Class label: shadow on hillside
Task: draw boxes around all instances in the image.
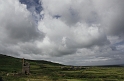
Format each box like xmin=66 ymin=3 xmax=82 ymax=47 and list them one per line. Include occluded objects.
xmin=0 ymin=77 xmax=3 ymax=81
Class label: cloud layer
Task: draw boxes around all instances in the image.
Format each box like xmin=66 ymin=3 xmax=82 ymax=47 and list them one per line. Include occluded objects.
xmin=0 ymin=0 xmax=124 ymax=65
xmin=0 ymin=0 xmax=44 ymax=56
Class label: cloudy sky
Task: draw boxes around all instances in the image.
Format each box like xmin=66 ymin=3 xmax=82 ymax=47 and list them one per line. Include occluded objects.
xmin=0 ymin=0 xmax=124 ymax=66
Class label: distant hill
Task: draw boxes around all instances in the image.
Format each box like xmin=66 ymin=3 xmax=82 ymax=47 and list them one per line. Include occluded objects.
xmin=94 ymin=63 xmax=124 ymax=67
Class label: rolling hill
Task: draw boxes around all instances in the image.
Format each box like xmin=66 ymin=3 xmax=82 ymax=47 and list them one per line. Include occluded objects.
xmin=0 ymin=54 xmax=124 ymax=81
xmin=0 ymin=54 xmax=64 ymax=81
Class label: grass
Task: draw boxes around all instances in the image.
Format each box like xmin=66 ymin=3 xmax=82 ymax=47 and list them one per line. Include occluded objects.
xmin=0 ymin=54 xmax=124 ymax=81
xmin=66 ymin=79 xmax=87 ymax=81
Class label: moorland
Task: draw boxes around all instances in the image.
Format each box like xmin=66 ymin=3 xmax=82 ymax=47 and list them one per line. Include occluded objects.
xmin=0 ymin=54 xmax=124 ymax=81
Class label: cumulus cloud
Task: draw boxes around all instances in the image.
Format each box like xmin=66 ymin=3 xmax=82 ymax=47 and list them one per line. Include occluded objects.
xmin=38 ymin=0 xmax=110 ymax=56
xmin=0 ymin=0 xmax=44 ymax=56
xmin=37 ymin=0 xmax=124 ymax=65
xmin=41 ymin=0 xmax=100 ymax=26
xmin=0 ymin=0 xmax=124 ymax=65
xmin=93 ymin=0 xmax=124 ymax=36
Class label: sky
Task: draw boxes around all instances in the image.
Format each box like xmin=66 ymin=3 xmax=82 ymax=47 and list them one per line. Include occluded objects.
xmin=0 ymin=0 xmax=124 ymax=66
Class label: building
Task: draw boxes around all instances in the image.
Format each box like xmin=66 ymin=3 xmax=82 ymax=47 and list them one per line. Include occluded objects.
xmin=22 ymin=58 xmax=30 ymax=75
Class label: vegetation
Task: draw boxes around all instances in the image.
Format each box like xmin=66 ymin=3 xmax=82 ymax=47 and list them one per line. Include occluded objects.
xmin=0 ymin=54 xmax=124 ymax=81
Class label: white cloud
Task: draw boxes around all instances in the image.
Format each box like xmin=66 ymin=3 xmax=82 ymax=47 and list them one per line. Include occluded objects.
xmin=0 ymin=0 xmax=44 ymax=56
xmin=0 ymin=0 xmax=124 ymax=66
xmin=37 ymin=0 xmax=124 ymax=65
xmin=38 ymin=0 xmax=109 ymax=57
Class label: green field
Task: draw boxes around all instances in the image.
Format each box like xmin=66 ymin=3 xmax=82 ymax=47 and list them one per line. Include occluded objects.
xmin=0 ymin=54 xmax=124 ymax=81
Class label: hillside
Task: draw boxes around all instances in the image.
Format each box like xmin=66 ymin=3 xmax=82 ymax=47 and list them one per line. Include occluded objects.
xmin=0 ymin=54 xmax=64 ymax=81
xmin=0 ymin=54 xmax=124 ymax=81
xmin=0 ymin=54 xmax=63 ymax=72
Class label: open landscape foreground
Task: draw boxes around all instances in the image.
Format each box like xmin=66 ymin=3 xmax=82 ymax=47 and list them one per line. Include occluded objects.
xmin=0 ymin=54 xmax=124 ymax=81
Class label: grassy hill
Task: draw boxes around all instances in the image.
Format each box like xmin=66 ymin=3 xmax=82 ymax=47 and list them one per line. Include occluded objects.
xmin=0 ymin=54 xmax=62 ymax=71
xmin=0 ymin=54 xmax=63 ymax=81
xmin=0 ymin=54 xmax=124 ymax=81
